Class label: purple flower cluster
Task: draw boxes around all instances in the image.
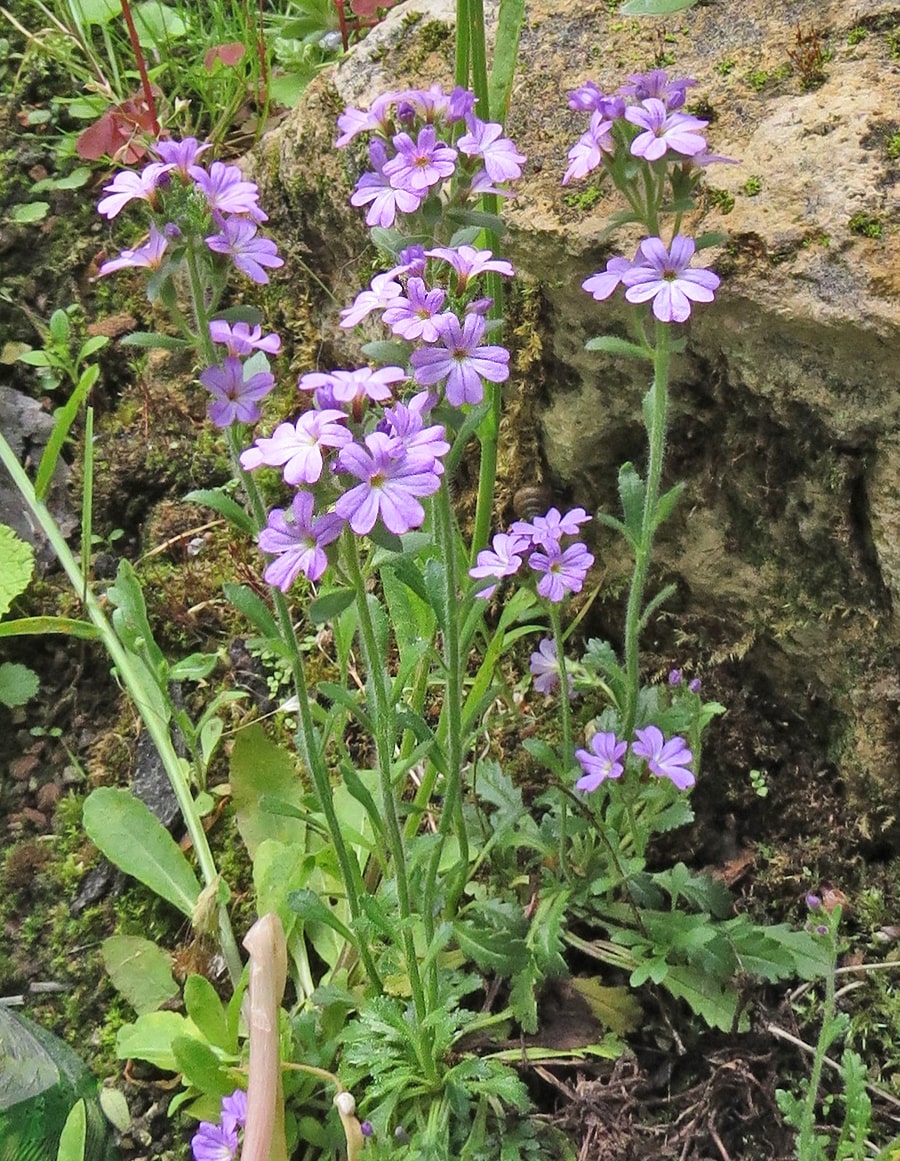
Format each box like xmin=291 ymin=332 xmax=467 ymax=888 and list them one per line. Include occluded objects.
xmin=191 ymin=1089 xmax=246 ymax=1161
xmin=97 ymin=135 xmax=284 ymax=285
xmin=575 ymin=724 xmax=694 ymax=792
xmin=564 ymin=70 xmax=732 ymax=324
xmin=337 ymin=84 xmax=526 ymax=228
xmin=470 ymin=506 xmax=593 ymax=602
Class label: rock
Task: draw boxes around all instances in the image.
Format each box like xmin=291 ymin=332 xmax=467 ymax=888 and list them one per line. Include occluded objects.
xmin=255 ymin=0 xmax=900 ymax=820
xmin=0 ymin=385 xmax=77 ymax=568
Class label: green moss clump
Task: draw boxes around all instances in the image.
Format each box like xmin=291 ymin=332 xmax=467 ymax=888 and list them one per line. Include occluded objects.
xmin=848 ymin=212 xmax=883 ymax=239
xmin=706 ymin=187 xmax=735 ymax=215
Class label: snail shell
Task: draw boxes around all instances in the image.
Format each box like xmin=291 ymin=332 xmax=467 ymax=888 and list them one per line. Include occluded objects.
xmin=512 ymin=484 xmax=554 ymax=521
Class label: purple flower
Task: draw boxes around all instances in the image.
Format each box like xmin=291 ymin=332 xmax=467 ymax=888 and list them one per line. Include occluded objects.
xmin=625 ymin=99 xmax=708 ymax=161
xmin=805 ymin=893 xmax=822 ymax=912
xmin=688 ymin=677 xmax=702 ymax=694
xmin=529 ymin=637 xmax=573 ymax=696
xmin=380 ymin=395 xmax=449 ymax=468
xmin=632 ymin=725 xmax=694 ymax=790
xmin=340 ymin=271 xmax=405 ymax=329
xmin=448 ymin=86 xmax=477 ymax=122
xmin=469 ymin=532 xmax=529 ymax=597
xmin=299 ymin=366 xmax=406 ymax=408
xmin=205 ymin=219 xmax=284 ymax=284
xmin=97 ymin=163 xmax=169 ymax=218
xmin=528 ymin=541 xmax=593 ymax=602
xmin=456 ymin=118 xmax=526 ymax=183
xmin=387 ymin=244 xmax=427 ymax=279
xmin=191 ymin=161 xmax=266 ymax=221
xmin=619 ymin=70 xmax=696 ymax=110
xmin=191 ymin=1120 xmax=238 ymax=1161
xmin=335 ymin=91 xmax=401 ymax=147
xmin=511 ymin=506 xmax=591 ymax=551
xmin=410 ymin=313 xmax=510 ymax=406
xmin=199 ymin=356 xmax=274 ymax=427
xmin=562 ymin=112 xmax=615 ymax=184
xmin=259 ymin=492 xmax=344 ymax=589
xmin=154 ymin=136 xmax=211 ymax=176
xmin=568 ymin=81 xmax=605 ymax=112
xmin=98 ymin=223 xmax=168 ymax=275
xmin=335 ymin=431 xmax=442 ymax=535
xmin=575 ymin=731 xmax=627 ymax=791
xmin=622 ymin=235 xmax=719 ymax=323
xmin=240 ymin=409 xmax=351 ymax=484
xmin=220 ymin=1090 xmax=247 ymax=1134
xmin=668 ymin=668 xmax=683 ymax=686
xmin=209 ymin=320 xmax=281 ymax=357
xmin=425 ymin=244 xmax=515 ymax=291
xmin=582 ymin=256 xmax=634 ymax=301
xmin=382 ymin=277 xmax=449 ymax=342
xmin=360 ymin=1121 xmax=375 ymax=1139
xmin=383 ymin=124 xmax=458 ymax=193
xmin=351 ymin=139 xmax=424 ymax=228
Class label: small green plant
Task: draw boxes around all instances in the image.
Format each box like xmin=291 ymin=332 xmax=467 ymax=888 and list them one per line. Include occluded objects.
xmin=886 ymin=133 xmax=900 ymax=161
xmin=15 ymin=306 xmax=108 ymax=393
xmin=563 ymin=184 xmax=604 ymax=211
xmin=848 ymin=212 xmax=883 ymax=239
xmin=715 ymin=58 xmax=736 ymax=76
xmin=706 ymin=186 xmax=735 ymax=214
xmin=0 ymin=524 xmax=40 ymax=708
xmin=749 ymin=767 xmax=769 ymax=798
xmin=846 ymin=26 xmax=868 ymax=46
xmin=886 ymin=29 xmax=900 ymax=59
xmin=742 ymin=175 xmax=762 ymax=196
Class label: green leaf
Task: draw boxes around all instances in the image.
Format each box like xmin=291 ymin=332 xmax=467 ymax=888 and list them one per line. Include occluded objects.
xmin=694 ymin=231 xmax=728 ymax=251
xmin=119 ymin=331 xmax=192 ymax=351
xmin=172 ymin=1035 xmax=233 ymax=1097
xmin=36 ymin=363 xmax=98 ymax=500
xmin=83 ymin=787 xmax=202 ymax=917
xmin=131 ymin=1 xmax=187 ymax=46
xmin=288 ymin=888 xmax=355 ymax=945
xmin=617 ymin=461 xmax=646 ymax=543
xmin=78 ymin=334 xmax=109 ymax=359
xmin=223 ymin=582 xmax=279 ymax=639
xmin=0 ymin=661 xmax=39 ymax=707
xmin=10 ymin=201 xmax=50 ymax=223
xmin=308 ymin=587 xmax=355 ymax=624
xmin=359 ymin=339 xmax=410 ymax=363
xmin=620 ymin=0 xmax=697 ymax=13
xmin=184 ymin=488 xmax=255 ymax=536
xmin=655 ymin=482 xmax=684 ymax=528
xmin=662 ymin=964 xmax=741 ymax=1031
xmin=56 ymin=1099 xmax=86 ymax=1161
xmin=102 ymin=935 xmax=179 ymax=1015
xmin=0 ymin=615 xmax=99 ymax=639
xmin=49 ymin=309 xmax=71 ymax=343
xmin=167 ymin=652 xmax=218 ymax=681
xmin=230 ymin=723 xmax=306 ymax=856
xmin=98 ymin=1087 xmax=131 ymax=1132
xmin=585 ymin=334 xmax=652 ymax=360
xmin=454 ymin=919 xmax=529 ymax=975
xmin=70 ymin=0 xmax=119 ymax=23
xmin=488 ymin=0 xmax=525 ymax=118
xmin=116 ymin=1011 xmax=201 ymax=1071
xmin=570 ymin=978 xmax=642 ymax=1036
xmin=0 ymin=523 xmax=35 ymax=617
xmin=183 ymin=974 xmax=230 ymax=1051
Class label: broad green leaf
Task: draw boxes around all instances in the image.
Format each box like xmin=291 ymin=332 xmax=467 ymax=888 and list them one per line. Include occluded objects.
xmin=488 ymin=0 xmax=525 ymax=118
xmin=131 ymin=1 xmax=187 ymax=46
xmin=359 ymin=339 xmax=410 ymax=364
xmin=184 ymin=488 xmax=255 ymax=536
xmin=308 ymin=587 xmax=355 ymax=624
xmin=230 ymin=723 xmax=306 ymax=856
xmin=620 ymin=0 xmax=697 ymax=12
xmin=102 ymin=934 xmax=178 ymax=1015
xmin=83 ymin=787 xmax=202 ymax=917
xmin=56 ymin=1099 xmax=86 ymax=1161
xmin=0 ymin=523 xmax=35 ymax=616
xmin=454 ymin=919 xmax=529 ymax=975
xmin=0 ymin=661 xmax=39 ymax=707
xmin=70 ymin=0 xmax=119 ymax=23
xmin=172 ymin=1035 xmax=233 ymax=1098
xmin=183 ymin=975 xmax=230 ymax=1051
xmin=663 ymin=964 xmax=742 ymax=1031
xmin=570 ymin=978 xmax=642 ymax=1036
xmin=167 ymin=652 xmax=218 ymax=681
xmin=116 ymin=1011 xmax=202 ymax=1071
xmin=10 ymin=201 xmax=50 ymax=223
xmin=98 ymin=1087 xmax=130 ymax=1132
xmin=585 ymin=334 xmax=652 ymax=360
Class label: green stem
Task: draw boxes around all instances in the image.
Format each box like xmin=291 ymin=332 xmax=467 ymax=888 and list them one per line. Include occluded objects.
xmin=342 ymin=530 xmax=434 ymax=1062
xmin=549 ymin=602 xmax=571 ymax=880
xmin=0 ymin=430 xmax=243 ymax=985
xmin=423 ymin=485 xmax=469 ymax=937
xmin=799 ymin=921 xmax=839 ymax=1160
xmin=622 ymin=321 xmax=671 ymax=737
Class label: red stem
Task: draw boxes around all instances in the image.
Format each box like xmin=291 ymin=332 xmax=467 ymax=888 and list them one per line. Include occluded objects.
xmin=120 ymin=0 xmax=159 ymax=137
xmin=333 ymin=0 xmax=350 ymax=52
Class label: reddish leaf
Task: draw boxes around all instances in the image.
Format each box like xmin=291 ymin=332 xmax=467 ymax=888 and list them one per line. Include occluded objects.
xmin=204 ymin=42 xmax=246 ymax=70
xmin=75 ymin=91 xmax=160 ymax=164
xmin=349 ymin=0 xmax=400 ymax=16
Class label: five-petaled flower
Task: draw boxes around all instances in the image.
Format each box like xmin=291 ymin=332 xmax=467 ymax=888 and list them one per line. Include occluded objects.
xmin=622 ymin=235 xmax=720 ymax=323
xmin=632 ymin=725 xmax=695 ymax=790
xmin=335 ymin=431 xmax=444 ymax=535
xmin=199 ymin=357 xmax=274 ymax=427
xmin=240 ymin=409 xmax=351 ymax=485
xmin=258 ymin=492 xmax=344 ymax=589
xmin=410 ymin=313 xmax=509 ymax=406
xmin=575 ymin=731 xmax=628 ymax=791
xmin=469 ymin=532 xmax=530 ymax=597
xmin=625 ymin=98 xmax=708 ymax=162
xmin=528 ymin=541 xmax=594 ymax=603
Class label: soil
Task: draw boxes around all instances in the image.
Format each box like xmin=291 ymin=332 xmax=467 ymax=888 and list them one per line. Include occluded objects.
xmin=4 ymin=14 xmax=900 ymax=1161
